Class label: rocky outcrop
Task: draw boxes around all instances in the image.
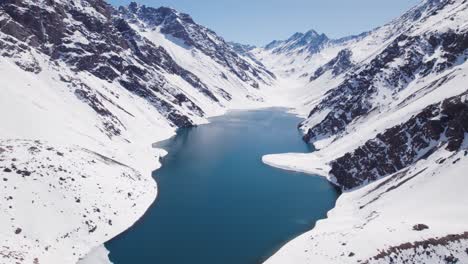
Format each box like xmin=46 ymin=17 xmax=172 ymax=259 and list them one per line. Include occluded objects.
xmin=366 ymin=232 xmax=468 ymax=264
xmin=310 ymin=49 xmax=354 ymax=81
xmin=330 ymin=91 xmax=468 ymax=190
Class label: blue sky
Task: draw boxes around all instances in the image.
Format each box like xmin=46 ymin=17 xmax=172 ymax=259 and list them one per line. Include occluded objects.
xmin=108 ymin=0 xmax=420 ymax=46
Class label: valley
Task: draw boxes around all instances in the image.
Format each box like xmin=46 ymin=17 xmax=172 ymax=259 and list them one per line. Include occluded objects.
xmin=0 ymin=0 xmax=467 ymax=263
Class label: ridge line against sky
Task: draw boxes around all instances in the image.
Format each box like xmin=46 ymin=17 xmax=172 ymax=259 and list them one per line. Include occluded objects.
xmin=108 ymin=0 xmax=420 ymax=46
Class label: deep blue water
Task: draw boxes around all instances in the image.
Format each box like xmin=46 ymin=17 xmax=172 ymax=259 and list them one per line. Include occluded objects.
xmin=106 ymin=108 xmax=338 ymax=264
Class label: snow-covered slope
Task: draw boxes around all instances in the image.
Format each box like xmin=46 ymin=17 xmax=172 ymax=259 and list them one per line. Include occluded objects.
xmin=262 ymin=0 xmax=468 ymax=263
xmin=265 ymin=145 xmax=468 ymax=264
xmin=0 ymin=139 xmax=157 ymax=264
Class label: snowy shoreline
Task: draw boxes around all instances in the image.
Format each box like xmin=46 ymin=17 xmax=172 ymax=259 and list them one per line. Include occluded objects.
xmin=80 ymin=143 xmax=170 ymax=264
xmin=262 ymin=153 xmax=330 ymax=179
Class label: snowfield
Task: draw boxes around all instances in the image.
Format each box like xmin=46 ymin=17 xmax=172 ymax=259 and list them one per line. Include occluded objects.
xmin=0 ymin=139 xmax=158 ymax=264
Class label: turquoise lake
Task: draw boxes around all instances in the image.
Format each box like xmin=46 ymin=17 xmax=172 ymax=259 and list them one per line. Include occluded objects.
xmin=106 ymin=108 xmax=339 ymax=264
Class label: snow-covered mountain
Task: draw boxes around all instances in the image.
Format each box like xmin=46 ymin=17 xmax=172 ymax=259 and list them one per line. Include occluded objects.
xmin=0 ymin=0 xmax=276 ymax=263
xmin=265 ymin=30 xmax=330 ymax=55
xmin=262 ymin=0 xmax=468 ymax=263
xmin=118 ymin=2 xmax=276 ymax=88
xmin=253 ymin=30 xmax=367 ymax=81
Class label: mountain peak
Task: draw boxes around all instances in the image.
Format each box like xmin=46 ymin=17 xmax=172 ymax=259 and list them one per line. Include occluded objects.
xmin=304 ymin=29 xmax=320 ymax=37
xmin=265 ymin=29 xmax=329 ymax=53
xmin=120 ymin=3 xmax=197 ymax=27
xmin=127 ymin=1 xmax=139 ymax=12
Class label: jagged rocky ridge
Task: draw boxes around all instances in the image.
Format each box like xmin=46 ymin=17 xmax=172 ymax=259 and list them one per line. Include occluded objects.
xmin=1 ymin=0 xmax=467 ymax=263
xmin=265 ymin=30 xmax=330 ymax=55
xmin=119 ymin=2 xmax=275 ymax=88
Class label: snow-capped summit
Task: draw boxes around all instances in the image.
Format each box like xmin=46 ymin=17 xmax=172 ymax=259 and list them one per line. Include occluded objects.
xmin=265 ymin=29 xmax=329 ymax=54
xmin=254 ymin=28 xmax=357 ymax=80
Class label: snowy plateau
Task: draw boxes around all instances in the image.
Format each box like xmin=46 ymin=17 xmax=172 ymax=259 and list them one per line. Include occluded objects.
xmin=0 ymin=0 xmax=467 ymax=263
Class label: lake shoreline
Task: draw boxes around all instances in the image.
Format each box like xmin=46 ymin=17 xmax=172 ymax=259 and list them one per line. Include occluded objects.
xmin=105 ymin=108 xmax=339 ymax=264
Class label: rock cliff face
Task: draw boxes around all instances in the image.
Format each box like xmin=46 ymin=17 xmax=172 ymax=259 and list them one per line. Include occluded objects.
xmin=309 ymin=49 xmax=354 ymax=81
xmin=331 ymin=91 xmax=468 ymax=190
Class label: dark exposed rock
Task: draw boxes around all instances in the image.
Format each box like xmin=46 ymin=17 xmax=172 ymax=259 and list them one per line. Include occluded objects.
xmin=16 ymin=170 xmax=31 ymax=177
xmin=444 ymin=255 xmax=459 ymax=263
xmin=74 ymin=87 xmax=123 ymax=137
xmin=367 ymin=231 xmax=468 ymax=263
xmin=413 ymin=224 xmax=430 ymax=231
xmin=330 ymin=91 xmax=468 ymax=190
xmin=310 ymin=49 xmax=354 ymax=81
xmin=14 ymin=228 xmax=22 ymax=234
